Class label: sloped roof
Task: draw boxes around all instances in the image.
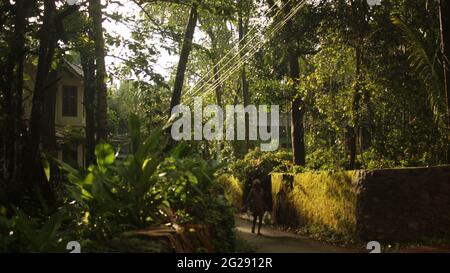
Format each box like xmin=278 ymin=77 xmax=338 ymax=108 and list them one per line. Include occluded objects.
xmin=63 ymin=59 xmax=84 ymax=79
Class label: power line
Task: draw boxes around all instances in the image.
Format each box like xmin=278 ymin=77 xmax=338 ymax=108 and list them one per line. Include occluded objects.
xmin=182 ymin=0 xmax=291 ymax=100
xmin=188 ymin=0 xmax=306 ymax=107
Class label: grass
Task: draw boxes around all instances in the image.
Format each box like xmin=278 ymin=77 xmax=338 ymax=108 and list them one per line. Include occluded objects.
xmin=294 ymin=223 xmax=357 ymax=247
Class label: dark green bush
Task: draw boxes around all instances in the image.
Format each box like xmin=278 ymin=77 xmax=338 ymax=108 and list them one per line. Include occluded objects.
xmin=0 ymin=206 xmax=68 ymax=252
xmin=57 ymin=115 xmax=237 ymax=251
xmin=201 ymin=195 xmax=236 ymax=252
xmin=225 ymin=148 xmax=292 ymax=209
xmin=0 ymin=114 xmax=237 ymax=252
xmin=227 ymin=148 xmax=292 ymax=183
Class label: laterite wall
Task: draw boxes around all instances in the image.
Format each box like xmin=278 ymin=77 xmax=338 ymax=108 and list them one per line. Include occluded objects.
xmin=271 ymin=166 xmax=450 ymax=241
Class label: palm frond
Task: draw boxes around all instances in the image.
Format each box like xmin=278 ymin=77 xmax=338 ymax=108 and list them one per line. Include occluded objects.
xmin=391 ymin=15 xmax=445 ymax=129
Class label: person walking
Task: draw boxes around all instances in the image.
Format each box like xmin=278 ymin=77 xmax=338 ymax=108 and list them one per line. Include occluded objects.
xmin=246 ymin=179 xmax=265 ymax=235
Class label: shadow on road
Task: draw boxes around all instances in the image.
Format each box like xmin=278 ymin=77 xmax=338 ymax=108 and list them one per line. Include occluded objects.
xmin=235 ymin=216 xmax=354 ymax=253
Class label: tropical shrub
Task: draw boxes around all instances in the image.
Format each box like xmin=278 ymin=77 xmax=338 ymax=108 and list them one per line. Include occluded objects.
xmin=0 ymin=206 xmax=68 ymax=252
xmin=56 ymin=114 xmax=236 ymax=252
xmin=1 ymin=114 xmax=237 ymax=252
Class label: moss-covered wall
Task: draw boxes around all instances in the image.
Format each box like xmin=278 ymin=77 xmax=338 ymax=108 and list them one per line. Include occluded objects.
xmin=272 ymin=166 xmax=450 ymax=242
xmin=272 ymin=171 xmax=359 ymax=236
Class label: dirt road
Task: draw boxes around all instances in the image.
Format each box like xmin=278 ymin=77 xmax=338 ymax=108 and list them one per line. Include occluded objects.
xmin=235 ymin=217 xmax=354 ymax=253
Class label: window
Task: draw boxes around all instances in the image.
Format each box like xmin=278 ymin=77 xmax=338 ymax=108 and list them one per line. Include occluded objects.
xmin=62 ymin=85 xmax=78 ymax=117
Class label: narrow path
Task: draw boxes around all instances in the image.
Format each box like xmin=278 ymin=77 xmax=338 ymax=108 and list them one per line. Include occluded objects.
xmin=235 ymin=217 xmax=354 ymax=253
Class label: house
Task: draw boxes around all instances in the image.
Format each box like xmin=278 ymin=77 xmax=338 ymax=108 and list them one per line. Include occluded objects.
xmin=23 ymin=60 xmax=86 ymax=167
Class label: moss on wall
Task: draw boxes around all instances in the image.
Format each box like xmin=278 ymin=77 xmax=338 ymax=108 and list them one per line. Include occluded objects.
xmin=272 ymin=166 xmax=450 ymax=242
xmin=272 ymin=171 xmax=359 ymax=236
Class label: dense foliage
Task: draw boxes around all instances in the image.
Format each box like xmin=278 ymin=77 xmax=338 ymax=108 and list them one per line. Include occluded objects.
xmin=1 ymin=0 xmax=449 ymax=251
xmin=1 ymin=115 xmax=236 ymax=252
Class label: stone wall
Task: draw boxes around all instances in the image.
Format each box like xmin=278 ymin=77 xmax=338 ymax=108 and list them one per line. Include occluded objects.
xmin=356 ymin=166 xmax=450 ymax=241
xmin=271 ymin=166 xmax=450 ymax=242
xmin=271 ymin=171 xmax=358 ymax=235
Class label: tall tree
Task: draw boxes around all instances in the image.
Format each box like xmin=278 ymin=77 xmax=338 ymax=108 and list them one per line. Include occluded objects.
xmin=1 ymin=0 xmax=30 ymax=186
xmin=41 ymin=69 xmax=57 ymax=153
xmin=289 ymin=54 xmax=306 ymax=166
xmin=89 ymin=0 xmax=108 ymax=142
xmin=169 ymin=2 xmax=198 ymax=111
xmin=81 ymin=47 xmax=97 ymax=166
xmin=21 ymin=0 xmax=59 ymax=207
xmin=238 ymin=0 xmax=250 ymax=151
xmin=347 ymin=0 xmax=370 ymax=169
xmin=204 ymin=28 xmax=223 ymax=106
xmin=283 ymin=0 xmax=306 ymax=166
xmin=19 ymin=1 xmax=78 ymax=206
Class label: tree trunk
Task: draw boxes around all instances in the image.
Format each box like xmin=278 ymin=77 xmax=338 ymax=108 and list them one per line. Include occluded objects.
xmin=238 ymin=10 xmax=250 ymax=152
xmin=440 ymin=0 xmax=450 ymax=163
xmin=213 ymin=66 xmax=222 ymax=106
xmin=362 ymin=89 xmax=373 ymax=150
xmin=41 ymin=70 xmax=57 ymax=152
xmin=1 ymin=0 xmax=29 ymax=189
xmin=289 ymin=52 xmax=306 ymax=166
xmin=206 ymin=28 xmax=223 ymax=107
xmin=349 ymin=46 xmax=362 ymax=170
xmin=12 ymin=0 xmax=29 ymax=184
xmin=347 ymin=0 xmax=369 ymax=169
xmin=80 ymin=50 xmax=96 ymax=166
xmin=169 ymin=3 xmax=198 ymax=111
xmin=283 ymin=0 xmax=305 ymax=166
xmin=41 ymin=69 xmax=59 ymax=195
xmin=26 ymin=0 xmax=56 ymax=166
xmin=21 ymin=0 xmax=58 ymax=207
xmin=205 ymin=24 xmax=224 ymax=160
xmin=1 ymin=0 xmax=29 ymax=186
xmin=89 ymin=0 xmax=108 ymax=142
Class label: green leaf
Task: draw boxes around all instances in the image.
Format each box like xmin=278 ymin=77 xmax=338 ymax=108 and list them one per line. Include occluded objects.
xmin=186 ymin=171 xmax=198 ymax=185
xmin=128 ymin=113 xmax=141 ymax=153
xmin=42 ymin=158 xmax=51 ymax=182
xmin=37 ymin=208 xmax=67 ymax=251
xmin=135 ymin=128 xmax=165 ymax=163
xmin=138 ymin=153 xmax=161 ymax=194
xmin=95 ymin=142 xmax=115 ymax=169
